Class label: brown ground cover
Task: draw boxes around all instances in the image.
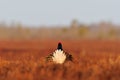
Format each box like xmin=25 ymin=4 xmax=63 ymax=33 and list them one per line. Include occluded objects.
xmin=0 ymin=40 xmax=120 ymax=80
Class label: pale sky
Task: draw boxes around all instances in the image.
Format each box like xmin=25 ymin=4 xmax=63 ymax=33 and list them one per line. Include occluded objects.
xmin=0 ymin=0 xmax=120 ymax=26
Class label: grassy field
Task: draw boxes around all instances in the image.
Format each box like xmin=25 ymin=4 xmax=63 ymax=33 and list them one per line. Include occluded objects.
xmin=0 ymin=40 xmax=120 ymax=80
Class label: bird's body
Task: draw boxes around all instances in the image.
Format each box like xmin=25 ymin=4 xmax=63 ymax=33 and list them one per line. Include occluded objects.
xmin=46 ymin=42 xmax=73 ymax=64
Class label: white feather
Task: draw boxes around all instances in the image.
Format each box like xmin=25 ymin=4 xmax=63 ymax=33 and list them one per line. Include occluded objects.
xmin=52 ymin=50 xmax=66 ymax=64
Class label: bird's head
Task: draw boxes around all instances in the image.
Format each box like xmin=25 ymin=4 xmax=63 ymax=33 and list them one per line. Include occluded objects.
xmin=57 ymin=42 xmax=63 ymax=50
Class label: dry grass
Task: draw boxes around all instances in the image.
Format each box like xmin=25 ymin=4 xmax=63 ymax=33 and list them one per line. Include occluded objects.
xmin=0 ymin=40 xmax=120 ymax=80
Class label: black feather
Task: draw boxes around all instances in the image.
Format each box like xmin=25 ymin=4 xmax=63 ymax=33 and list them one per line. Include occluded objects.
xmin=57 ymin=43 xmax=63 ymax=50
xmin=46 ymin=42 xmax=73 ymax=63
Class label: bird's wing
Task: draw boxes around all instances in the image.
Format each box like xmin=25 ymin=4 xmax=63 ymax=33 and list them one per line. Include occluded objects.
xmin=65 ymin=52 xmax=73 ymax=61
xmin=46 ymin=53 xmax=53 ymax=62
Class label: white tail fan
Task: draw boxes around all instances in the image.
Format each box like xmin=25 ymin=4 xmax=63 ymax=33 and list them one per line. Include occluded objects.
xmin=52 ymin=50 xmax=66 ymax=64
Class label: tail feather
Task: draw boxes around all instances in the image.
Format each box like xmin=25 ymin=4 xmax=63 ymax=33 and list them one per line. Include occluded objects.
xmin=65 ymin=53 xmax=73 ymax=61
xmin=46 ymin=42 xmax=73 ymax=64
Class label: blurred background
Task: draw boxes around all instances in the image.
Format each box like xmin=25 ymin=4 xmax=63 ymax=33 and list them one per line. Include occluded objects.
xmin=0 ymin=0 xmax=120 ymax=40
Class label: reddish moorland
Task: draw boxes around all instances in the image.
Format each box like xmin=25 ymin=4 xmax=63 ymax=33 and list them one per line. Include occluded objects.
xmin=0 ymin=40 xmax=120 ymax=80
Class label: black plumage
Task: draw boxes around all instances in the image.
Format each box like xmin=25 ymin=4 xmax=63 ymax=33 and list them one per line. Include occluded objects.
xmin=46 ymin=42 xmax=73 ymax=63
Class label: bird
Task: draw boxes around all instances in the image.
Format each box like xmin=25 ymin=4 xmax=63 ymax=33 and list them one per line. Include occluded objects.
xmin=46 ymin=42 xmax=73 ymax=64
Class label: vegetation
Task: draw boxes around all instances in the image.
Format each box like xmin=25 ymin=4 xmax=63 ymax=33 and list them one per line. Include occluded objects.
xmin=0 ymin=21 xmax=119 ymax=40
xmin=0 ymin=40 xmax=120 ymax=80
xmin=78 ymin=25 xmax=88 ymax=37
